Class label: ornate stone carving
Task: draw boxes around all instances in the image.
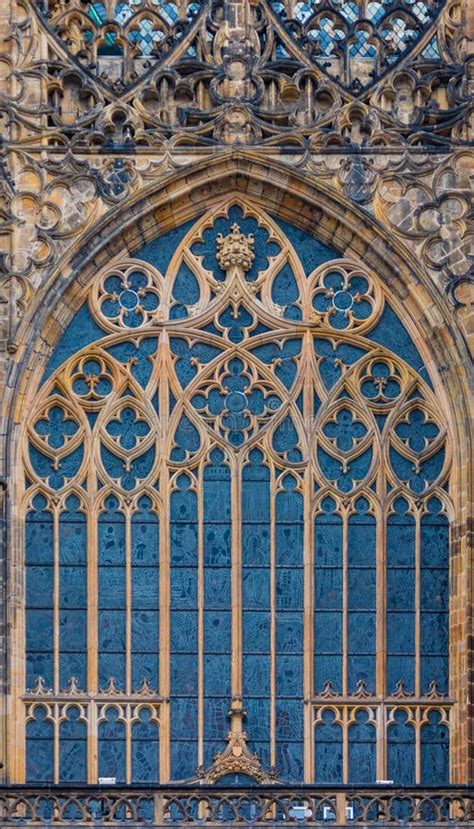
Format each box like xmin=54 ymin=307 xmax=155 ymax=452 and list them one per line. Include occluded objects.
xmin=199 ymin=696 xmax=278 ymax=783
xmin=216 ymin=222 xmax=255 ymax=272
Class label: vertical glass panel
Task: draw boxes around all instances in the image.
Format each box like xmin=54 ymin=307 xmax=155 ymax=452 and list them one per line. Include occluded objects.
xmin=59 ymin=495 xmax=87 ymax=690
xmin=59 ymin=706 xmax=87 ymax=782
xmin=98 ymin=496 xmax=126 ymax=690
xmin=387 ymin=498 xmax=415 ymax=694
xmin=131 ymin=496 xmax=159 ymax=691
xmin=314 ymin=497 xmax=342 ymax=693
xmin=203 ymin=449 xmax=231 ymax=767
xmin=315 ymin=709 xmax=343 ymax=783
xmin=242 ymin=449 xmax=271 ymax=768
xmin=347 ymin=499 xmax=376 ymax=693
xmin=421 ymin=711 xmax=449 ymax=784
xmin=275 ymin=476 xmax=304 ymax=781
xmin=26 ymin=706 xmax=54 ymax=783
xmin=98 ymin=708 xmax=126 ymax=782
xmin=387 ymin=710 xmax=415 ymax=785
xmin=170 ymin=473 xmax=198 ymax=779
xmin=420 ymin=499 xmax=449 ymax=695
xmin=132 ymin=708 xmax=159 ymax=782
xmin=25 ymin=495 xmax=54 ymax=689
xmin=348 ymin=710 xmax=376 ymax=784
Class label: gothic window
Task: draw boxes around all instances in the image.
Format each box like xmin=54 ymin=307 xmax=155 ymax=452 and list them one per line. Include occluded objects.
xmin=22 ymin=200 xmax=451 ymax=784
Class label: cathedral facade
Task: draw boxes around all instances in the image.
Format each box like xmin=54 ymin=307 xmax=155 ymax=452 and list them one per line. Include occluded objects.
xmin=0 ymin=0 xmax=472 ymax=823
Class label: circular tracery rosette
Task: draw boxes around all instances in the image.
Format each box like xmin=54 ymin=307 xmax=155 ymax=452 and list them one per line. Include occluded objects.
xmin=61 ymin=352 xmax=123 ymax=411
xmin=182 ymin=350 xmax=295 ymax=451
xmin=90 ymin=261 xmax=165 ymax=332
xmin=309 ymin=261 xmax=383 ymax=333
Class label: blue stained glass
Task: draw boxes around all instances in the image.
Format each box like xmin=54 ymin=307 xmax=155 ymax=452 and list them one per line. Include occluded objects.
xmin=250 ymin=338 xmax=301 ymax=389
xmin=132 ymin=709 xmax=159 ymax=782
xmin=314 ymin=500 xmax=343 ymax=692
xmin=171 ymin=263 xmax=200 ymax=318
xmin=203 ymin=443 xmax=232 ymax=741
xmin=43 ymin=302 xmax=106 ymax=381
xmin=314 ymin=339 xmax=366 ymax=389
xmin=101 ymin=444 xmax=155 ymax=490
xmin=217 ymin=304 xmax=254 ymax=343
xmin=106 ymin=338 xmax=158 ymax=388
xmin=318 ymin=445 xmax=372 ymax=492
xmin=30 ymin=443 xmax=84 ymax=490
xmin=348 ymin=710 xmax=376 ymax=784
xmin=99 ymin=499 xmax=126 ymax=689
xmin=420 ymin=499 xmax=449 ymax=694
xmin=26 ymin=707 xmax=54 ymax=782
xmin=132 ymin=498 xmax=159 ymax=690
xmin=272 ymin=415 xmax=302 ymax=462
xmin=98 ymin=708 xmax=126 ymax=782
xmin=271 ymin=262 xmax=302 ymax=319
xmin=243 ymin=655 xmax=270 ymax=695
xmin=421 ymin=711 xmax=449 ymax=784
xmin=59 ymin=707 xmax=87 ymax=782
xmin=135 ymin=219 xmax=196 ymax=274
xmin=170 ymin=472 xmax=198 ymax=777
xmin=170 ymin=414 xmax=200 ymax=461
xmin=347 ymin=505 xmax=376 ymax=692
xmin=315 ymin=710 xmax=343 ymax=783
xmin=368 ymin=304 xmax=431 ymax=385
xmin=273 ymin=218 xmax=338 ymax=274
xmin=387 ymin=711 xmax=416 ymax=786
xmin=387 ymin=498 xmax=415 ymax=693
xmin=276 ymin=738 xmax=304 ymax=781
xmin=170 ymin=338 xmax=222 ymax=387
xmin=242 ymin=451 xmax=271 ymax=749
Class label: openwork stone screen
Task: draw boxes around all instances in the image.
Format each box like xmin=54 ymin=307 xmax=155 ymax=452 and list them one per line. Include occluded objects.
xmin=20 ymin=201 xmax=451 ymax=786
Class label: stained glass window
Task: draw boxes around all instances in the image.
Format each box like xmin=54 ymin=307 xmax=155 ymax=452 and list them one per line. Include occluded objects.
xmin=23 ymin=201 xmax=451 ymax=784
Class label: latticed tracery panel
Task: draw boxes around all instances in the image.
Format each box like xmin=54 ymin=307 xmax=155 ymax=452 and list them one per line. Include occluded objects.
xmin=20 ymin=200 xmax=451 ymax=785
xmin=268 ymin=0 xmax=447 ymax=89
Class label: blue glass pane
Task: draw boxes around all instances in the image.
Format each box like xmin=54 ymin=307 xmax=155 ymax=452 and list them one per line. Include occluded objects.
xmin=421 ymin=711 xmax=449 ymax=784
xmin=59 ymin=708 xmax=87 ymax=782
xmin=315 ymin=710 xmax=343 ymax=783
xmin=26 ymin=707 xmax=54 ymax=782
xmin=314 ymin=501 xmax=342 ymax=693
xmin=348 ymin=710 xmax=376 ymax=784
xmin=98 ymin=499 xmax=126 ymax=689
xmin=387 ymin=500 xmax=415 ymax=694
xmin=98 ymin=708 xmax=126 ymax=782
xmin=388 ymin=711 xmax=415 ymax=785
xmin=242 ymin=451 xmax=271 ymax=758
xmin=132 ymin=710 xmax=159 ymax=782
xmin=420 ymin=501 xmax=449 ymax=694
xmin=170 ymin=474 xmax=198 ymax=779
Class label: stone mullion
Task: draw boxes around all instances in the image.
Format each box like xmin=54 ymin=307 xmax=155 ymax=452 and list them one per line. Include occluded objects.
xmin=303 ymin=331 xmax=315 ymax=782
xmin=231 ymin=459 xmax=243 ymax=699
xmin=269 ymin=463 xmax=276 ymax=769
xmin=197 ymin=459 xmax=204 ymax=771
xmin=53 ymin=506 xmax=60 ymax=697
xmin=87 ymin=444 xmax=99 ymax=783
xmin=375 ymin=442 xmax=386 ymax=780
xmin=125 ymin=509 xmax=132 ymax=698
xmin=158 ymin=332 xmax=171 ymax=783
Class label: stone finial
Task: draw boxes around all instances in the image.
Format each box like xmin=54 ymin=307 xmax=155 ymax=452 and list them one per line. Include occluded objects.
xmin=216 ymin=223 xmax=255 ymax=273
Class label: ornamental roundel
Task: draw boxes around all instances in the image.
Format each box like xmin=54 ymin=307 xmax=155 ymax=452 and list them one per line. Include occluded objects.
xmin=21 ymin=200 xmax=451 ymax=785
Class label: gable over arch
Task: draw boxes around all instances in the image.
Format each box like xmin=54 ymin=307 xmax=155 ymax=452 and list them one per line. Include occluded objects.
xmin=3 ymin=181 xmax=470 ymax=785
